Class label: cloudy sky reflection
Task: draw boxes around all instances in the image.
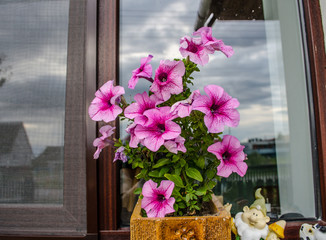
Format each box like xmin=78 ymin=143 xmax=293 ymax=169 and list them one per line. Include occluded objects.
xmin=120 ymin=0 xmax=287 ymax=142
xmin=0 ymin=0 xmax=290 ymax=156
xmin=0 ymin=0 xmax=69 ymax=156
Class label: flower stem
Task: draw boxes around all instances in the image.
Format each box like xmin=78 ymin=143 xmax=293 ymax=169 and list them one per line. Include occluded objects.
xmin=182 ymin=169 xmax=189 ymax=186
xmin=144 ymin=77 xmax=154 ymax=83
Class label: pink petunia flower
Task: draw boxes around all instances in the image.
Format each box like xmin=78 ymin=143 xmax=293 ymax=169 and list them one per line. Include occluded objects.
xmin=170 ymin=90 xmax=201 ymax=118
xmin=149 ymin=60 xmax=185 ymax=101
xmin=207 ymin=135 xmax=247 ymax=177
xmin=88 ymin=80 xmax=125 ymax=123
xmin=124 ymin=92 xmax=162 ymax=126
xmin=193 ymin=27 xmax=234 ymax=58
xmin=125 ymin=122 xmax=141 ymax=148
xmin=128 ymin=55 xmax=153 ymax=89
xmin=192 ymin=85 xmax=240 ymax=133
xmin=134 ymin=106 xmax=181 ymax=152
xmin=179 ymin=36 xmax=209 ymax=66
xmin=113 ymin=146 xmax=128 ymax=163
xmin=164 ymin=136 xmax=187 ymax=154
xmin=93 ymin=125 xmax=115 ymax=159
xmin=141 ymin=179 xmax=175 ymax=218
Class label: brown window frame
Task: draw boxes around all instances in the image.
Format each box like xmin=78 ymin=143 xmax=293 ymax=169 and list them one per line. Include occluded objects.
xmin=97 ymin=0 xmax=326 ymax=240
xmin=0 ymin=0 xmax=98 ymax=239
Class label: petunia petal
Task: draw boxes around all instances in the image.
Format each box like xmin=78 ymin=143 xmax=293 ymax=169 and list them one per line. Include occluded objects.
xmin=157 ymin=180 xmax=175 ymax=198
xmin=160 ymin=197 xmax=176 ymax=216
xmin=99 ymin=105 xmax=122 ymax=123
xmin=204 ymin=85 xmax=224 ymax=101
xmin=217 ymin=163 xmax=233 ymax=178
xmin=150 ymin=60 xmax=184 ymax=101
xmin=128 ymin=55 xmax=153 ymax=89
xmin=99 ymin=125 xmax=115 ymax=138
xmin=204 ymin=113 xmax=225 ymax=133
xmin=141 ymin=179 xmax=157 ymax=197
xmin=233 ymin=161 xmax=248 ymax=177
xmin=208 ymin=135 xmax=247 ymax=177
xmin=88 ymin=80 xmax=125 ymax=123
xmin=192 ymin=95 xmax=212 ymax=115
xmin=143 ymin=134 xmax=165 ymax=152
xmin=207 ymin=141 xmax=224 ymax=159
xmin=141 ymin=196 xmax=155 ymax=211
xmin=141 ymin=179 xmax=175 ymax=218
xmin=164 ymin=140 xmax=178 ymax=154
xmin=162 ymin=121 xmax=181 ymax=140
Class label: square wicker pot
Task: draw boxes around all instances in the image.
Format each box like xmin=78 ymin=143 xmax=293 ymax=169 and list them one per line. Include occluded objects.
xmin=130 ymin=196 xmax=231 ymax=240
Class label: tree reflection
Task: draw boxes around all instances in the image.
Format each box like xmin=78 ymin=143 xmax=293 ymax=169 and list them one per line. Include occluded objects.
xmin=0 ymin=53 xmax=12 ymax=87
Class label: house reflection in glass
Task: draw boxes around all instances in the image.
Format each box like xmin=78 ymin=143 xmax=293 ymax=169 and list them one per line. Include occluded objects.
xmin=32 ymin=146 xmax=63 ymax=204
xmin=0 ymin=122 xmax=63 ymax=204
xmin=0 ymin=122 xmax=34 ymax=203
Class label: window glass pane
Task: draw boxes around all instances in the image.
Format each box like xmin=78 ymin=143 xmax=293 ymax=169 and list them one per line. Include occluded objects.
xmin=0 ymin=0 xmax=68 ymax=204
xmin=119 ymin=0 xmax=317 ymax=226
xmin=0 ymin=1 xmax=88 ymax=235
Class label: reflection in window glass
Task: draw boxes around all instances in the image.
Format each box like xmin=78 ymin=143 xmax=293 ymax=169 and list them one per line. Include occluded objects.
xmin=0 ymin=0 xmax=69 ymax=204
xmin=120 ymin=0 xmax=316 ymax=226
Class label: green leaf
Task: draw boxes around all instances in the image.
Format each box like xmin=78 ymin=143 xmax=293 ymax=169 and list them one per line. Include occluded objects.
xmin=172 ymin=155 xmax=180 ymax=162
xmin=195 ymin=186 xmax=207 ymax=196
xmin=207 ymin=180 xmax=217 ymax=190
xmin=173 ymin=187 xmax=183 ymax=198
xmin=174 ymin=204 xmax=179 ymax=211
xmin=195 ymin=156 xmax=205 ymax=169
xmin=152 ymin=158 xmax=170 ymax=168
xmin=198 ymin=121 xmax=206 ymax=132
xmin=180 ymin=158 xmax=186 ymax=167
xmin=203 ymin=194 xmax=212 ymax=202
xmin=135 ymin=168 xmax=147 ymax=179
xmin=148 ymin=170 xmax=160 ymax=177
xmin=132 ymin=161 xmax=138 ymax=169
xmin=133 ymin=187 xmax=142 ymax=195
xmin=214 ymin=175 xmax=221 ymax=181
xmin=206 ymin=168 xmax=217 ymax=179
xmin=159 ymin=167 xmax=170 ymax=177
xmin=186 ymin=194 xmax=191 ymax=202
xmin=194 ymin=205 xmax=200 ymax=210
xmin=178 ymin=202 xmax=186 ymax=209
xmin=174 ymin=167 xmax=182 ymax=176
xmin=138 ymin=161 xmax=144 ymax=168
xmin=186 ymin=167 xmax=203 ymax=182
xmin=164 ymin=174 xmax=185 ymax=188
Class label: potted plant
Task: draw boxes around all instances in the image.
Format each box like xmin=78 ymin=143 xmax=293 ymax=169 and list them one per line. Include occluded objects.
xmin=89 ymin=26 xmax=248 ymax=240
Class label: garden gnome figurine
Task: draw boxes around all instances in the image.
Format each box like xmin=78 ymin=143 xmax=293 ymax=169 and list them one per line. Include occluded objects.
xmin=266 ymin=220 xmax=286 ymax=240
xmin=234 ymin=188 xmax=270 ymax=240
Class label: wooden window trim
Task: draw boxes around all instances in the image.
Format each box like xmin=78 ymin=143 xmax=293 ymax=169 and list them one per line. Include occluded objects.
xmin=98 ymin=0 xmax=326 ymax=239
xmin=0 ymin=0 xmax=98 ymax=239
xmin=303 ymin=0 xmax=326 ymax=223
xmin=97 ymin=0 xmax=122 ymax=238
